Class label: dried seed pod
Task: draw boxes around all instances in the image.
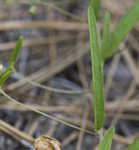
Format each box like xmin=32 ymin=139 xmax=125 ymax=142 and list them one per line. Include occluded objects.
xmin=33 ymin=135 xmax=61 ymax=150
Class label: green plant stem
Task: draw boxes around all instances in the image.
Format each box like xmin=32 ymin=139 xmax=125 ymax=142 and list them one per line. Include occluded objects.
xmin=12 ymin=67 xmax=88 ymax=95
xmin=0 ymin=87 xmax=95 ymax=135
xmin=31 ymin=0 xmax=84 ymax=22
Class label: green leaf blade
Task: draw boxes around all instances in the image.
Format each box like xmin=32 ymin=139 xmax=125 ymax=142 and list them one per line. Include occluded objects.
xmin=88 ymin=7 xmax=105 ymax=131
xmin=102 ymin=0 xmax=139 ymax=60
xmin=101 ymin=11 xmax=110 ymax=57
xmin=10 ymin=36 xmax=23 ymax=66
xmin=90 ymin=0 xmax=101 ymax=19
xmin=0 ymin=70 xmax=12 ymax=86
xmin=0 ymin=36 xmax=23 ymax=86
xmin=0 ymin=65 xmax=12 ymax=86
xmin=98 ymin=127 xmax=115 ymax=150
xmin=125 ymin=139 xmax=139 ymax=150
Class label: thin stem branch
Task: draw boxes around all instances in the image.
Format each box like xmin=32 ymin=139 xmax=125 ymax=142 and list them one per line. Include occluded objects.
xmin=0 ymin=87 xmax=95 ymax=135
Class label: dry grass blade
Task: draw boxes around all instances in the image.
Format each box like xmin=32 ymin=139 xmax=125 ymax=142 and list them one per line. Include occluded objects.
xmin=0 ymin=21 xmax=88 ymax=31
xmin=0 ymin=119 xmax=34 ymax=144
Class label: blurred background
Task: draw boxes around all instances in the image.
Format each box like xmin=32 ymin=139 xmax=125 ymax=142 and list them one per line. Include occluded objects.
xmin=0 ymin=0 xmax=139 ymax=150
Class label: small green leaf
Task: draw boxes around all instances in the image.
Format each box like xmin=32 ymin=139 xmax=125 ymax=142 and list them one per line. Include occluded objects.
xmin=0 ymin=36 xmax=23 ymax=86
xmin=88 ymin=6 xmax=105 ymax=131
xmin=0 ymin=69 xmax=12 ymax=86
xmin=125 ymin=139 xmax=139 ymax=150
xmin=0 ymin=65 xmax=13 ymax=86
xmin=29 ymin=5 xmax=37 ymax=14
xmin=10 ymin=36 xmax=23 ymax=66
xmin=102 ymin=0 xmax=139 ymax=60
xmin=101 ymin=11 xmax=110 ymax=57
xmin=90 ymin=0 xmax=101 ymax=19
xmin=98 ymin=127 xmax=115 ymax=150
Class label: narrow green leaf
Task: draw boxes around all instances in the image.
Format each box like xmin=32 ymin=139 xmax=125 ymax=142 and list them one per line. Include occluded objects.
xmin=98 ymin=127 xmax=115 ymax=150
xmin=102 ymin=0 xmax=139 ymax=60
xmin=0 ymin=65 xmax=13 ymax=86
xmin=90 ymin=0 xmax=101 ymax=19
xmin=0 ymin=70 xmax=12 ymax=86
xmin=0 ymin=37 xmax=23 ymax=86
xmin=125 ymin=139 xmax=139 ymax=150
xmin=10 ymin=36 xmax=23 ymax=66
xmin=101 ymin=12 xmax=110 ymax=56
xmin=88 ymin=7 xmax=105 ymax=131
